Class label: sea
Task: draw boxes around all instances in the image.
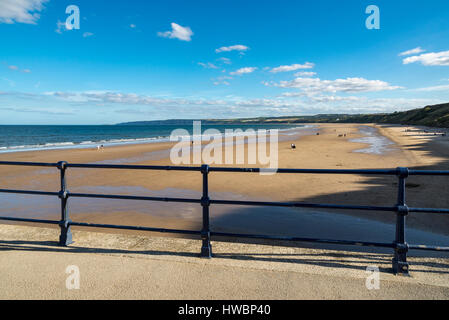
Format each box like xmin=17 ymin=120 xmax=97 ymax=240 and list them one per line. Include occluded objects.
xmin=0 ymin=123 xmax=303 ymax=153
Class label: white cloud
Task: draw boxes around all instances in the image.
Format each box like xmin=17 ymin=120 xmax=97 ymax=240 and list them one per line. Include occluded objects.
xmin=280 ymin=92 xmax=360 ymax=103
xmin=403 ymin=50 xmax=449 ymax=66
xmin=198 ymin=62 xmax=218 ymax=69
xmin=46 ymin=91 xmax=229 ymax=107
xmin=0 ymin=106 xmax=74 ymax=115
xmin=414 ymin=84 xmax=449 ymax=92
xmin=294 ymin=71 xmax=317 ymax=77
xmin=217 ymin=76 xmax=233 ymax=80
xmin=227 ymin=97 xmax=439 ymax=115
xmin=215 ymin=45 xmax=249 ymax=53
xmin=7 ymin=65 xmax=31 ymax=73
xmin=234 ymin=99 xmax=297 ymax=108
xmin=6 ymin=89 xmax=443 ymax=118
xmin=213 ymin=75 xmax=233 ymax=85
xmin=279 ymin=92 xmax=307 ymax=98
xmin=271 ymin=77 xmax=403 ymax=93
xmin=0 ymin=0 xmax=47 ymax=24
xmin=304 ymin=95 xmax=361 ymax=103
xmin=157 ymin=23 xmax=193 ymax=41
xmin=398 ymin=47 xmax=425 ymax=56
xmin=270 ymin=62 xmax=315 ymax=73
xmin=130 ymin=24 xmax=136 ymax=28
xmin=83 ymin=32 xmax=94 ymax=38
xmin=213 ymin=81 xmax=230 ymax=86
xmin=230 ymin=67 xmax=257 ymax=76
xmin=217 ymin=57 xmax=232 ymax=65
xmin=55 ymin=20 xmax=66 ymax=34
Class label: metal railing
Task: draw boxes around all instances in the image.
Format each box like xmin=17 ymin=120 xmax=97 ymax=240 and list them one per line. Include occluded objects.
xmin=1 ymin=160 xmax=449 ymax=275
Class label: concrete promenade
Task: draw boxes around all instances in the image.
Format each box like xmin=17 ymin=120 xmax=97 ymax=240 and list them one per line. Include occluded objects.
xmin=0 ymin=224 xmax=448 ymax=299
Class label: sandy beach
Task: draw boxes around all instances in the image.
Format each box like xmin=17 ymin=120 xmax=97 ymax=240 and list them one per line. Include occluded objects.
xmin=0 ymin=123 xmax=448 ymax=245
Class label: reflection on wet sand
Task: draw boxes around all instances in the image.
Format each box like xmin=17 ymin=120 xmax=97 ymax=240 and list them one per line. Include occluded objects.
xmin=350 ymin=126 xmax=395 ymax=155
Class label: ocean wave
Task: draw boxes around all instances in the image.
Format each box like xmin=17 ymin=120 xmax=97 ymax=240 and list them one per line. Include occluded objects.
xmin=0 ymin=125 xmax=309 ymax=154
xmin=0 ymin=136 xmax=171 ymax=153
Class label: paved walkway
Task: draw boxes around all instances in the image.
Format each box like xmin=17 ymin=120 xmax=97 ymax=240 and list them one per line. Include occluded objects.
xmin=0 ymin=224 xmax=448 ymax=299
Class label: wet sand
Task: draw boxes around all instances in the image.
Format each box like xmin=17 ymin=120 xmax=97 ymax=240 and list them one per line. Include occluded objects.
xmin=0 ymin=123 xmax=449 ymax=253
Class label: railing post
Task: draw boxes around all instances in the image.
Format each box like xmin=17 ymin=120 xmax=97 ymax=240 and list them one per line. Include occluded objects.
xmin=57 ymin=161 xmax=73 ymax=246
xmin=392 ymin=167 xmax=409 ymax=275
xmin=200 ymin=164 xmax=212 ymax=258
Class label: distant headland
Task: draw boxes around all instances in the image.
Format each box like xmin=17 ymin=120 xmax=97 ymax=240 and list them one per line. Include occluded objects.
xmin=117 ymin=102 xmax=449 ymax=128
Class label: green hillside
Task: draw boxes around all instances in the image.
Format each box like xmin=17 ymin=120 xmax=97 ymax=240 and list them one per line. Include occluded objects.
xmin=332 ymin=103 xmax=449 ymax=127
xmin=119 ymin=102 xmax=449 ymax=128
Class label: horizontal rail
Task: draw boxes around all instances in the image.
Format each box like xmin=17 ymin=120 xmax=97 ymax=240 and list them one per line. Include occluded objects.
xmin=211 ymin=199 xmax=397 ymax=212
xmin=0 ymin=216 xmax=200 ymax=235
xmin=0 ymin=188 xmax=401 ymax=212
xmin=0 ymin=216 xmax=60 ymax=225
xmin=1 ymin=160 xmax=449 ymax=176
xmin=0 ymin=217 xmax=393 ymax=244
xmin=408 ymin=244 xmax=449 ymax=252
xmin=408 ymin=170 xmax=449 ymax=176
xmin=67 ymin=163 xmax=203 ymax=171
xmin=69 ymin=221 xmax=201 ymax=235
xmin=211 ymin=231 xmax=395 ymax=248
xmin=0 ymin=189 xmax=59 ymax=197
xmin=409 ymin=207 xmax=449 ymax=214
xmin=0 ymin=161 xmax=58 ymax=167
xmin=0 ymin=214 xmax=447 ymax=253
xmin=209 ymin=167 xmax=400 ymax=175
xmin=0 ymin=189 xmax=202 ymax=204
xmin=1 ymin=190 xmax=448 ymax=214
xmin=69 ymin=192 xmax=201 ymax=204
xmin=213 ymin=231 xmax=449 ymax=252
xmin=1 ymin=216 xmax=448 ymax=252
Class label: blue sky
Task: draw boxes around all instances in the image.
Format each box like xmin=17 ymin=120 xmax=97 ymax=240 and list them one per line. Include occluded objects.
xmin=0 ymin=0 xmax=448 ymax=124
